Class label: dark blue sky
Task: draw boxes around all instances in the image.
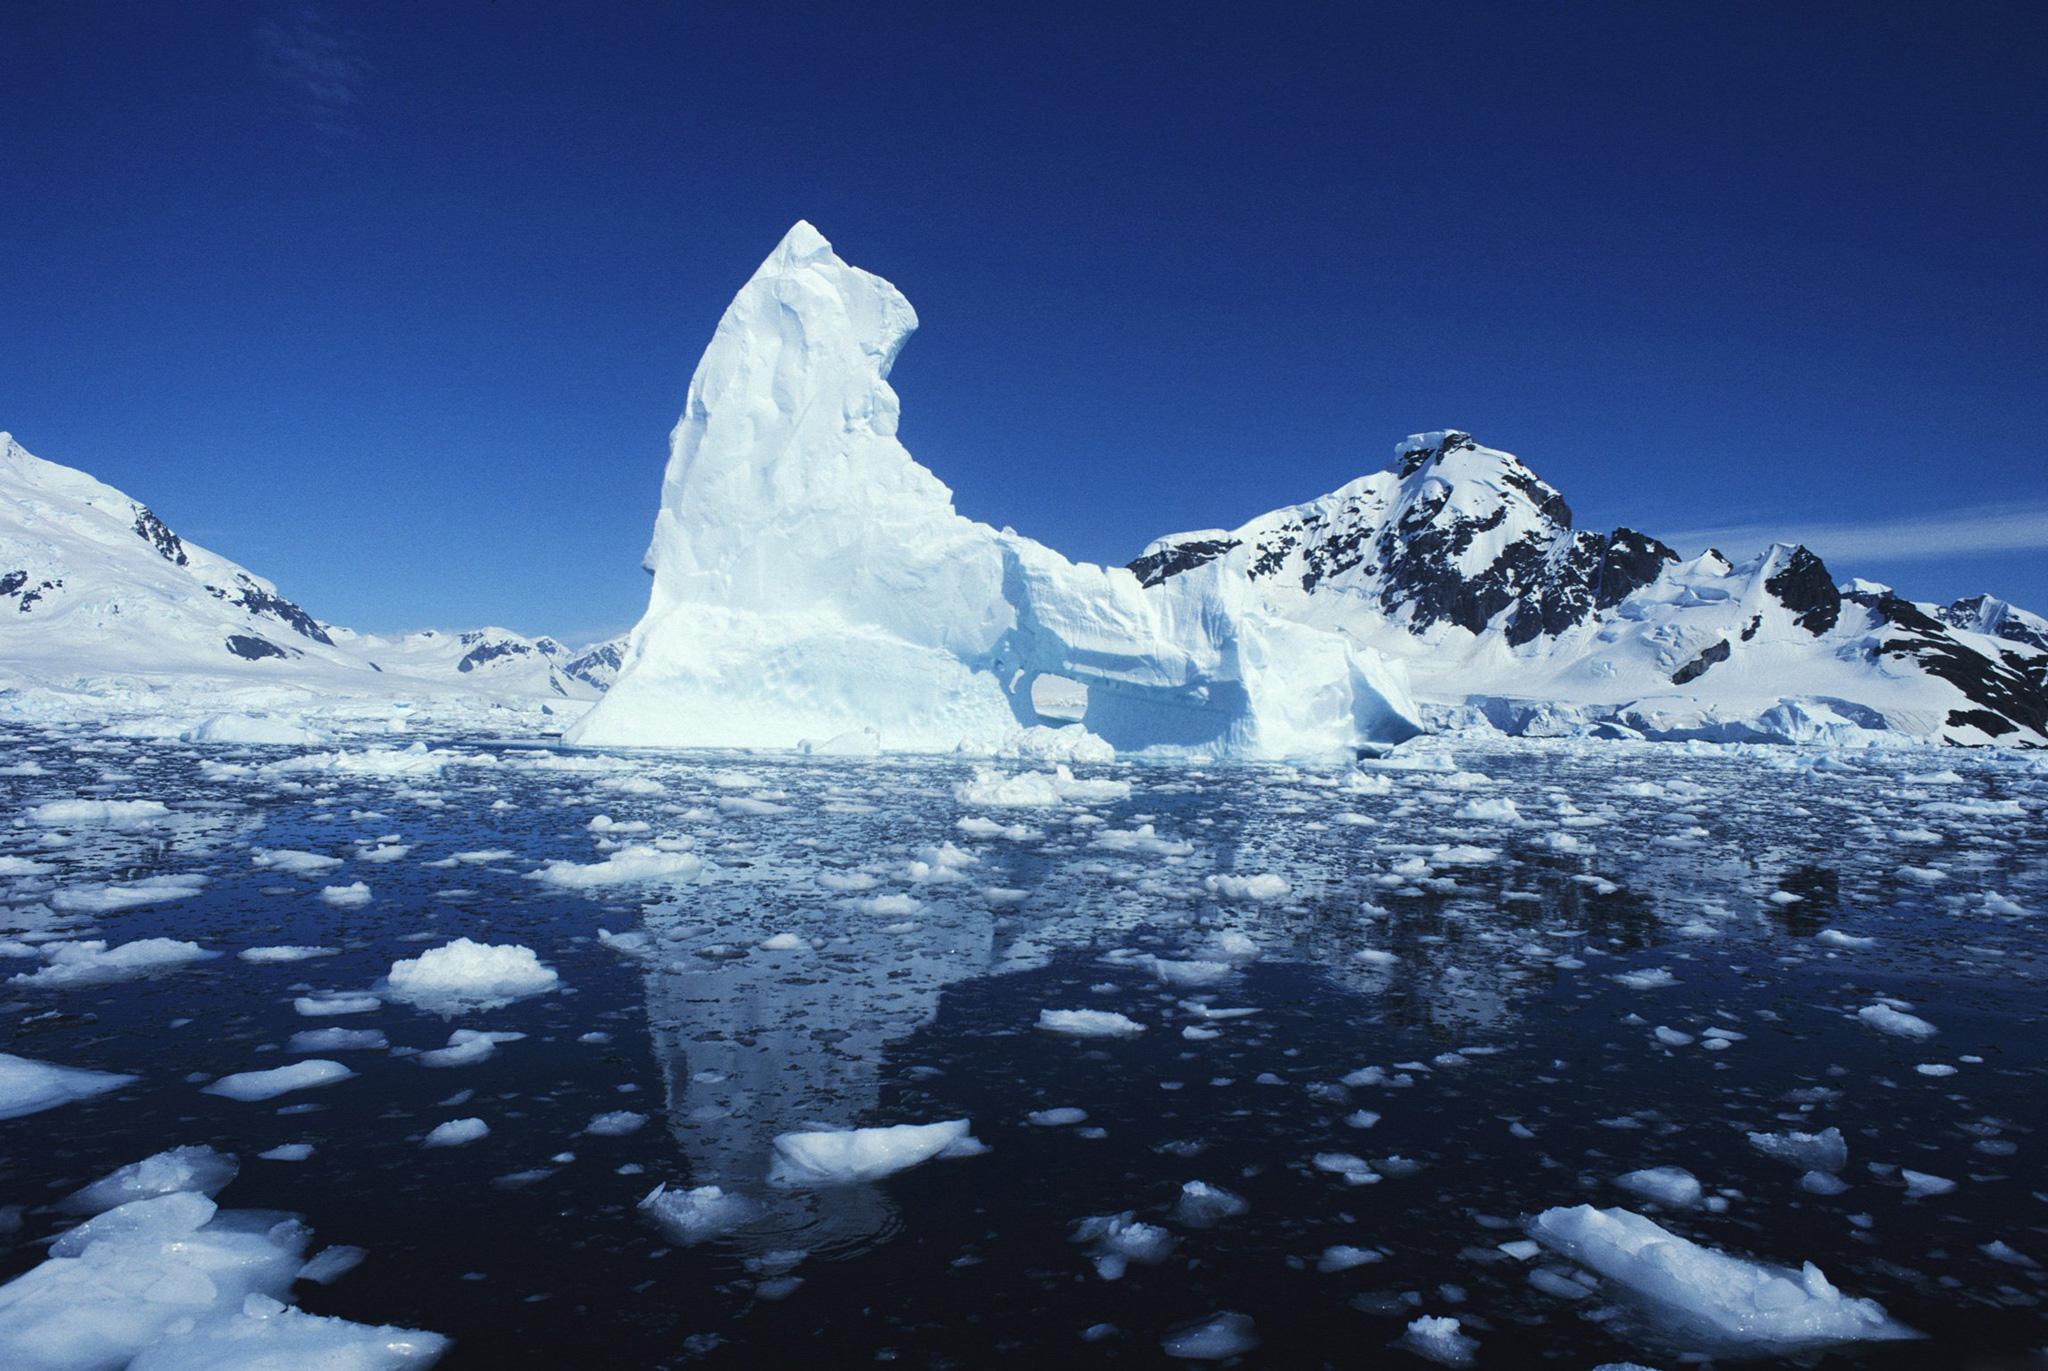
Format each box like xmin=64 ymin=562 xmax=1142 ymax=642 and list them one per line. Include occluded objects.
xmin=5 ymin=1 xmax=2044 ymax=640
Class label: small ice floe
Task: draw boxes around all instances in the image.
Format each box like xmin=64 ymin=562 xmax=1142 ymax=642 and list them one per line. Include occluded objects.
xmin=416 ymin=1029 xmax=525 ymax=1068
xmin=0 ymin=1051 xmax=137 ymax=1120
xmin=8 ymin=938 xmax=217 ymax=987
xmin=953 ymin=765 xmax=1130 ymax=808
xmin=1037 ymin=1009 xmax=1144 ymax=1038
xmin=293 ymin=993 xmax=382 ymax=1017
xmin=1748 ymin=1126 xmax=1848 ymax=1173
xmin=758 ymin=932 xmax=808 ymax=951
xmin=1400 ymin=1314 xmax=1478 ymax=1367
xmin=1092 ymin=824 xmax=1192 ymax=856
xmin=1312 ymin=1152 xmax=1379 ymax=1186
xmin=1147 ymin=958 xmax=1235 ymax=988
xmin=25 ymin=798 xmax=172 ymax=827
xmin=1616 ymin=1167 xmax=1702 ymax=1207
xmin=1073 ymin=1212 xmax=1173 ymax=1279
xmin=1815 ymin=929 xmax=1876 ymax=949
xmin=1160 ymin=1311 xmax=1257 ymax=1360
xmin=640 ymin=1183 xmax=761 ymax=1244
xmin=319 ymin=882 xmax=372 ymax=909
xmin=1612 ymin=967 xmax=1677 ymax=990
xmin=240 ymin=945 xmax=336 ymax=964
xmin=1527 ymin=1204 xmax=1915 ymax=1353
xmin=252 ymin=848 xmax=344 ymax=876
xmin=384 ymin=938 xmax=559 ymax=1010
xmin=203 ymin=1059 xmax=354 ymax=1102
xmin=50 ymin=874 xmax=210 ymax=913
xmin=585 ymin=1110 xmax=648 ymax=1136
xmin=768 ymin=1120 xmax=985 ymax=1186
xmin=1857 ymin=1003 xmax=1937 ymax=1040
xmin=259 ymin=1143 xmax=315 ymax=1162
xmin=1317 ymin=1244 xmax=1382 ymax=1272
xmin=1173 ymin=1181 xmax=1249 ymax=1227
xmin=63 ymin=1145 xmax=240 ymax=1213
xmin=423 ymin=1118 xmax=490 ymax=1148
xmin=1899 ymin=1169 xmax=1954 ymax=1198
xmin=531 ymin=845 xmax=703 ymax=888
xmin=1203 ymin=873 xmax=1290 ymax=901
xmin=1027 ymin=1107 xmax=1088 ymax=1127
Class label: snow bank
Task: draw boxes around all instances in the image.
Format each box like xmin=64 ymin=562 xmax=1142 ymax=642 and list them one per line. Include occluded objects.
xmin=1528 ymin=1204 xmax=1915 ymax=1353
xmin=768 ymin=1120 xmax=984 ymax=1186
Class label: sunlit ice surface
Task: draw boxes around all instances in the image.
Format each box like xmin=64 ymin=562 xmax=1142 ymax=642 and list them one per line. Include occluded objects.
xmin=1 ymin=724 xmax=2043 ymax=1367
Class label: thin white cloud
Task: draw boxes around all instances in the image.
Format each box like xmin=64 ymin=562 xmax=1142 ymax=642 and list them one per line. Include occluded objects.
xmin=257 ymin=6 xmax=368 ymax=142
xmin=1663 ymin=501 xmax=2048 ymax=566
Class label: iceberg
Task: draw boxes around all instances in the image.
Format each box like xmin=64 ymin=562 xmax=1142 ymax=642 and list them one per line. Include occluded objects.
xmin=567 ymin=222 xmax=1420 ymax=759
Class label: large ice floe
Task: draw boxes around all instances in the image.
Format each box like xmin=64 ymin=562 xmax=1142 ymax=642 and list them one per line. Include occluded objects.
xmin=1528 ymin=1204 xmax=1917 ymax=1354
xmin=567 ymin=221 xmax=1421 ymax=759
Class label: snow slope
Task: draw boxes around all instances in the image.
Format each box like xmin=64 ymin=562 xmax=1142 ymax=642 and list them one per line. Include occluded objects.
xmin=569 ymin=222 xmax=1421 ymax=758
xmin=1133 ymin=431 xmax=2048 ymax=747
xmin=0 ymin=433 xmax=619 ymax=727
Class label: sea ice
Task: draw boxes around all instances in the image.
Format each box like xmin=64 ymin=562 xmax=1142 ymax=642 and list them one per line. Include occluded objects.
xmin=0 ymin=1052 xmax=136 ymax=1120
xmin=203 ymin=1059 xmax=354 ymax=1102
xmin=1037 ymin=1008 xmax=1145 ymax=1038
xmin=768 ymin=1120 xmax=985 ymax=1186
xmin=1857 ymin=1003 xmax=1937 ymax=1039
xmin=63 ymin=1146 xmax=240 ymax=1214
xmin=531 ymin=845 xmax=703 ymax=888
xmin=1616 ymin=1167 xmax=1703 ymax=1207
xmin=639 ymin=1184 xmax=761 ymax=1244
xmin=423 ymin=1118 xmax=490 ymax=1148
xmin=8 ymin=938 xmax=217 ymax=987
xmin=385 ymin=938 xmax=559 ymax=1009
xmin=1527 ymin=1204 xmax=1915 ymax=1353
xmin=1747 ymin=1127 xmax=1848 ymax=1173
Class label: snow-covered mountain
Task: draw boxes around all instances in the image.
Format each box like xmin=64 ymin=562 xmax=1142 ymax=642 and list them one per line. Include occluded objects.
xmin=0 ymin=432 xmax=619 ymax=726
xmin=1132 ymin=430 xmax=2048 ymax=747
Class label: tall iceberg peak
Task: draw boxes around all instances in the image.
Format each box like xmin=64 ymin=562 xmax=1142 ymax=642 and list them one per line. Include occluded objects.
xmin=567 ymin=222 xmax=1422 ymax=758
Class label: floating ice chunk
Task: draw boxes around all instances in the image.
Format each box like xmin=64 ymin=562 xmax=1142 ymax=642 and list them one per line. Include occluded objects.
xmin=758 ymin=932 xmax=807 ymax=951
xmin=769 ymin=1120 xmax=984 ymax=1186
xmin=1900 ymin=1169 xmax=1954 ymax=1198
xmin=9 ymin=938 xmax=217 ymax=987
xmin=0 ymin=1051 xmax=136 ymax=1120
xmin=385 ymin=938 xmax=559 ymax=1009
xmin=1026 ymin=1107 xmax=1088 ymax=1127
xmin=293 ymin=993 xmax=381 ymax=1017
xmin=1527 ymin=1204 xmax=1915 ymax=1352
xmin=1203 ymin=873 xmax=1290 ymax=901
xmin=1401 ymin=1315 xmax=1478 ymax=1367
xmin=319 ymin=882 xmax=372 ymax=909
xmin=1857 ymin=1004 xmax=1937 ymax=1039
xmin=1617 ymin=1167 xmax=1702 ymax=1207
xmin=240 ymin=946 xmax=336 ymax=964
xmin=954 ymin=765 xmax=1130 ymax=808
xmin=423 ymin=1118 xmax=490 ymax=1148
xmin=50 ymin=876 xmax=209 ymax=913
xmin=123 ymin=1294 xmax=448 ymax=1370
xmin=718 ymin=795 xmax=788 ymax=816
xmin=639 ymin=1184 xmax=760 ymax=1243
xmin=417 ymin=1029 xmax=525 ymax=1068
xmin=1613 ymin=967 xmax=1677 ymax=990
xmin=26 ymin=798 xmax=171 ymax=827
xmin=1748 ymin=1127 xmax=1847 ymax=1173
xmin=252 ymin=848 xmax=344 ymax=875
xmin=183 ymin=713 xmax=327 ymax=746
xmin=258 ymin=1144 xmax=313 ymax=1162
xmin=1148 ymin=958 xmax=1235 ymax=987
xmin=1073 ymin=1212 xmax=1173 ymax=1280
xmin=204 ymin=1059 xmax=354 ymax=1102
xmin=1037 ymin=1009 xmax=1144 ymax=1038
xmin=1160 ymin=1311 xmax=1257 ymax=1360
xmin=1815 ymin=929 xmax=1875 ymax=949
xmin=1455 ymin=797 xmax=1520 ymax=822
xmin=585 ymin=1110 xmax=648 ymax=1137
xmin=64 ymin=1146 xmax=240 ymax=1214
xmin=1801 ymin=1170 xmax=1849 ymax=1195
xmin=532 ymin=845 xmax=704 ymax=889
xmin=1173 ymin=1180 xmax=1248 ymax=1227
xmin=1092 ymin=824 xmax=1192 ymax=856
xmin=1317 ymin=1244 xmax=1382 ymax=1272
xmin=1312 ymin=1152 xmax=1380 ymax=1185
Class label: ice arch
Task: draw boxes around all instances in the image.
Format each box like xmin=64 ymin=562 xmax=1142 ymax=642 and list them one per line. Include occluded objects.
xmin=566 ymin=221 xmax=1420 ymax=758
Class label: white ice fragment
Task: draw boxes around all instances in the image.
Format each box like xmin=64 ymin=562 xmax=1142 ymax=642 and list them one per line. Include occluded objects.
xmin=9 ymin=938 xmax=217 ymax=988
xmin=1527 ymin=1204 xmax=1915 ymax=1352
xmin=769 ymin=1120 xmax=984 ymax=1186
xmin=423 ymin=1118 xmax=490 ymax=1148
xmin=1037 ymin=1009 xmax=1144 ymax=1038
xmin=639 ymin=1184 xmax=760 ymax=1244
xmin=1173 ymin=1180 xmax=1249 ymax=1227
xmin=1857 ymin=1004 xmax=1937 ymax=1040
xmin=531 ymin=845 xmax=703 ymax=889
xmin=63 ymin=1146 xmax=239 ymax=1214
xmin=1401 ymin=1315 xmax=1478 ymax=1367
xmin=1616 ymin=1167 xmax=1703 ymax=1207
xmin=1748 ymin=1127 xmax=1848 ymax=1173
xmin=585 ymin=1111 xmax=648 ymax=1137
xmin=1073 ymin=1212 xmax=1173 ymax=1280
xmin=0 ymin=1052 xmax=136 ymax=1120
xmin=318 ymin=882 xmax=372 ymax=909
xmin=1159 ymin=1311 xmax=1258 ymax=1360
xmin=385 ymin=939 xmax=559 ymax=1009
xmin=204 ymin=1059 xmax=354 ymax=1102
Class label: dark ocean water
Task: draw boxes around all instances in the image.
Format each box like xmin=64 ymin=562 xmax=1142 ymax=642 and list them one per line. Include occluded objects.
xmin=1 ymin=727 xmax=2043 ymax=1368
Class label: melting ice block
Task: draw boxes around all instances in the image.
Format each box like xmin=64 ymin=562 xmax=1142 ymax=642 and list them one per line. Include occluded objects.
xmin=1528 ymin=1204 xmax=1916 ymax=1353
xmin=567 ymin=221 xmax=1420 ymax=759
xmin=0 ymin=1052 xmax=136 ymax=1121
xmin=768 ymin=1120 xmax=984 ymax=1186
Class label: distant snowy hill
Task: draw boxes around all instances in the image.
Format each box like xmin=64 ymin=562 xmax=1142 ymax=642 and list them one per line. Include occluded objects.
xmin=0 ymin=432 xmax=619 ymax=729
xmin=1132 ymin=430 xmax=2048 ymax=747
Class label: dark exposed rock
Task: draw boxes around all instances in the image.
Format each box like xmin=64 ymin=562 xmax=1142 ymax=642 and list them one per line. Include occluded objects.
xmin=8 ymin=573 xmax=61 ymax=612
xmin=1127 ymin=537 xmax=1241 ymax=588
xmin=1940 ymin=595 xmax=2048 ymax=653
xmin=225 ymin=634 xmax=291 ymax=661
xmin=1671 ymin=638 xmax=1731 ymax=685
xmin=1595 ymin=528 xmax=1679 ymax=608
xmin=206 ymin=576 xmax=333 ymax=645
xmin=131 ymin=505 xmax=188 ymax=565
xmin=1764 ymin=546 xmax=1840 ymax=635
xmin=564 ymin=642 xmax=624 ymax=689
xmin=1865 ymin=591 xmax=2048 ymax=737
xmin=457 ymin=638 xmax=534 ymax=673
